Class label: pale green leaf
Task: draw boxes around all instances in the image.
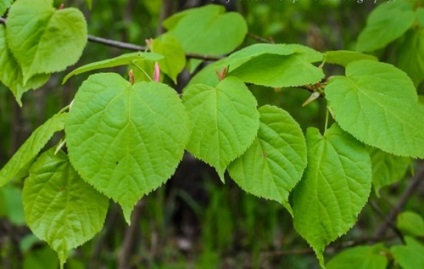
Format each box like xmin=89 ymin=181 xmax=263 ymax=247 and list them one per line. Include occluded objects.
xmin=23 ymin=149 xmax=108 ymax=266
xmin=0 ymin=0 xmax=12 ymax=16
xmin=163 ymin=4 xmax=247 ymax=55
xmin=65 ymin=73 xmax=189 ymax=211
xmin=189 ymin=43 xmax=322 ymax=87
xmin=63 ymin=52 xmax=163 ymax=83
xmin=182 ymin=77 xmax=259 ymax=180
xmin=152 ymin=34 xmax=186 ymax=83
xmin=324 ymin=50 xmax=378 ymax=67
xmin=326 ymin=244 xmax=388 ymax=269
xmin=228 ymin=105 xmax=307 ymax=214
xmin=391 ymin=237 xmax=424 ymax=269
xmin=229 ymin=53 xmax=324 ymax=88
xmin=369 ymin=148 xmax=410 ymax=196
xmin=325 ymin=60 xmax=424 ymax=158
xmin=293 ymin=124 xmax=372 ymax=267
xmin=356 ymin=1 xmax=415 ymax=52
xmin=396 ymin=211 xmax=424 ymax=237
xmin=0 ymin=113 xmax=66 ymax=187
xmin=0 ymin=26 xmax=50 ymax=106
xmin=397 ymin=28 xmax=424 ymax=86
xmin=6 ymin=0 xmax=87 ymax=83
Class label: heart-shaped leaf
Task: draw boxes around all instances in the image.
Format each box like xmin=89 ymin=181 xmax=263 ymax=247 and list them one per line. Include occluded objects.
xmin=6 ymin=0 xmax=87 ymax=83
xmin=293 ymin=124 xmax=372 ymax=267
xmin=228 ymin=105 xmax=307 ymax=214
xmin=182 ymin=77 xmax=259 ymax=180
xmin=23 ymin=149 xmax=108 ymax=267
xmin=325 ymin=60 xmax=424 ymax=158
xmin=65 ymin=73 xmax=189 ymax=214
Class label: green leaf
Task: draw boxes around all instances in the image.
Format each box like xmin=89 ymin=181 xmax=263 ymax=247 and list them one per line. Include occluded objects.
xmin=292 ymin=124 xmax=372 ymax=267
xmin=189 ymin=43 xmax=322 ymax=88
xmin=65 ymin=73 xmax=189 ymax=212
xmin=391 ymin=237 xmax=424 ymax=269
xmin=356 ymin=1 xmax=415 ymax=52
xmin=152 ymin=34 xmax=186 ymax=83
xmin=23 ymin=149 xmax=108 ymax=266
xmin=163 ymin=4 xmax=247 ymax=56
xmin=396 ymin=211 xmax=424 ymax=237
xmin=324 ymin=50 xmax=378 ymax=67
xmin=228 ymin=105 xmax=307 ymax=214
xmin=326 ymin=244 xmax=388 ymax=269
xmin=6 ymin=0 xmax=87 ymax=83
xmin=369 ymin=148 xmax=410 ymax=196
xmin=182 ymin=77 xmax=259 ymax=180
xmin=0 ymin=112 xmax=66 ymax=187
xmin=0 ymin=0 xmax=12 ymax=16
xmin=325 ymin=60 xmax=424 ymax=158
xmin=229 ymin=53 xmax=324 ymax=88
xmin=0 ymin=184 xmax=25 ymax=225
xmin=63 ymin=52 xmax=163 ymax=83
xmin=397 ymin=28 xmax=424 ymax=86
xmin=0 ymin=26 xmax=50 ymax=106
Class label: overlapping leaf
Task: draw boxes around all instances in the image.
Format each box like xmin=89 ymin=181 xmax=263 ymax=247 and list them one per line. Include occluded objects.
xmin=369 ymin=148 xmax=410 ymax=196
xmin=6 ymin=0 xmax=87 ymax=83
xmin=23 ymin=149 xmax=108 ymax=267
xmin=151 ymin=34 xmax=186 ymax=83
xmin=0 ymin=113 xmax=66 ymax=187
xmin=0 ymin=0 xmax=12 ymax=16
xmin=228 ymin=105 xmax=307 ymax=214
xmin=189 ymin=43 xmax=323 ymax=88
xmin=65 ymin=73 xmax=190 ymax=214
xmin=325 ymin=60 xmax=424 ymax=158
xmin=326 ymin=244 xmax=388 ymax=269
xmin=0 ymin=26 xmax=50 ymax=105
xmin=356 ymin=1 xmax=415 ymax=52
xmin=163 ymin=4 xmax=247 ymax=56
xmin=292 ymin=124 xmax=372 ymax=267
xmin=324 ymin=50 xmax=377 ymax=67
xmin=182 ymin=77 xmax=259 ymax=180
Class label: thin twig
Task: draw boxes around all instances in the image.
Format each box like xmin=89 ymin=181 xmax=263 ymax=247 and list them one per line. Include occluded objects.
xmin=0 ymin=17 xmax=222 ymax=61
xmin=375 ymin=164 xmax=424 ymax=237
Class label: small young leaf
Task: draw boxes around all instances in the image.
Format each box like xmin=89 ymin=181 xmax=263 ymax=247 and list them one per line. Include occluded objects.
xmin=6 ymin=0 xmax=87 ymax=83
xmin=324 ymin=50 xmax=378 ymax=67
xmin=391 ymin=237 xmax=424 ymax=269
xmin=369 ymin=148 xmax=410 ymax=196
xmin=325 ymin=60 xmax=424 ymax=158
xmin=23 ymin=149 xmax=109 ymax=266
xmin=0 ymin=113 xmax=66 ymax=187
xmin=152 ymin=34 xmax=186 ymax=83
xmin=228 ymin=105 xmax=307 ymax=214
xmin=163 ymin=4 xmax=247 ymax=56
xmin=326 ymin=244 xmax=388 ymax=269
xmin=182 ymin=77 xmax=259 ymax=180
xmin=356 ymin=1 xmax=415 ymax=52
xmin=293 ymin=124 xmax=372 ymax=267
xmin=65 ymin=73 xmax=189 ymax=213
xmin=63 ymin=52 xmax=163 ymax=83
xmin=396 ymin=211 xmax=424 ymax=237
xmin=0 ymin=26 xmax=50 ymax=105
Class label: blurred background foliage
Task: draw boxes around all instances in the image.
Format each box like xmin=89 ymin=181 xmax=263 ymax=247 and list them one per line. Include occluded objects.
xmin=1 ymin=0 xmax=423 ymax=268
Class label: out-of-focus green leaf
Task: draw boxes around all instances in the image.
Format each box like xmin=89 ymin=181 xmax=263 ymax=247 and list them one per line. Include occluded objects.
xmin=324 ymin=50 xmax=378 ymax=66
xmin=397 ymin=211 xmax=424 ymax=237
xmin=326 ymin=244 xmax=388 ymax=269
xmin=391 ymin=237 xmax=424 ymax=269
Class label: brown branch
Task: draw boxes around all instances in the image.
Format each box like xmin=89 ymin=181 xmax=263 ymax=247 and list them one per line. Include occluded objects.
xmin=0 ymin=17 xmax=222 ymax=61
xmin=375 ymin=164 xmax=424 ymax=237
